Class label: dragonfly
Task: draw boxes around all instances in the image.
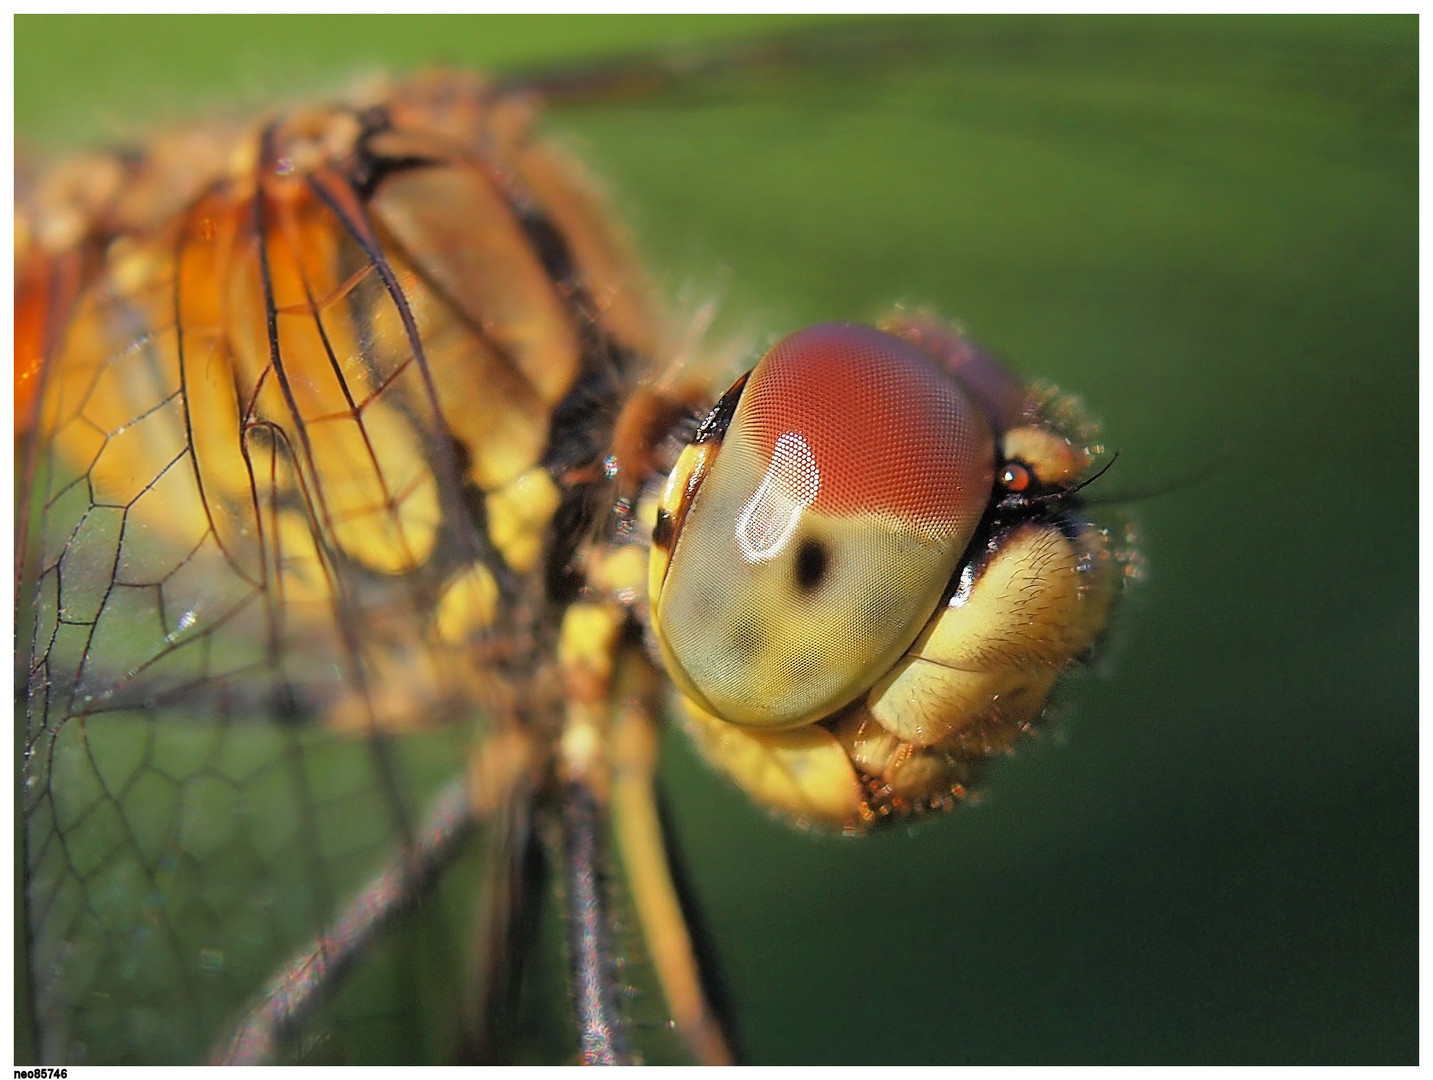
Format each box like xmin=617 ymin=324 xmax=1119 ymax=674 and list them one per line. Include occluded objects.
xmin=16 ymin=51 xmax=1134 ymax=1066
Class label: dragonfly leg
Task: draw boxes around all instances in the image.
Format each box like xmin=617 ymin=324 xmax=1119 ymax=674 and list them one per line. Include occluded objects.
xmin=556 ymin=601 xmax=735 ymax=1064
xmin=556 ymin=602 xmax=634 ymax=1065
xmin=609 ymin=651 xmax=736 ymax=1065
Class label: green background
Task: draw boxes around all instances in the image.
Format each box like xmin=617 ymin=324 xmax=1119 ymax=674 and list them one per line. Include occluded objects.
xmin=16 ymin=14 xmax=1417 ymax=1064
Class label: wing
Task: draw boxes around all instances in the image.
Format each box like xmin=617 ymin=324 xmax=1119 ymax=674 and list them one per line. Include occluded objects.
xmin=17 ymin=72 xmax=657 ymax=1064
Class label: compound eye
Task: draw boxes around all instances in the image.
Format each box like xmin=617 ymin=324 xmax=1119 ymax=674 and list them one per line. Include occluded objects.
xmin=653 ymin=323 xmax=996 ymax=728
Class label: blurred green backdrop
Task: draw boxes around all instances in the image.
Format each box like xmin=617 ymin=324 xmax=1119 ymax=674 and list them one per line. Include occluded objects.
xmin=15 ymin=14 xmax=1416 ymax=1064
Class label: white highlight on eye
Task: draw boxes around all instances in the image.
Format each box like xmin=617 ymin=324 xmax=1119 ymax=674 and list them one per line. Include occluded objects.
xmin=735 ymin=431 xmax=820 ymax=563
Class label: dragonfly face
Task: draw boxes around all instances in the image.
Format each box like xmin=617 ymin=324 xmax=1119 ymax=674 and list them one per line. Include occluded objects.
xmin=17 ymin=68 xmax=1131 ymax=1064
xmin=651 ymin=320 xmax=1122 ymax=826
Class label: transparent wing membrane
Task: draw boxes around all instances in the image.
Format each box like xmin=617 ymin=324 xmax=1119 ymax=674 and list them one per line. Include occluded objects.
xmin=18 ymin=83 xmax=603 ymax=1064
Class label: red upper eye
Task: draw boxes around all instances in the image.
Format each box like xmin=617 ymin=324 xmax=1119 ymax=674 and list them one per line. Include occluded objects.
xmin=737 ymin=323 xmax=995 ymax=544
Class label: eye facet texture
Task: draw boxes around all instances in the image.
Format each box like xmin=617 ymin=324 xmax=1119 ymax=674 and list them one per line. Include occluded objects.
xmin=654 ymin=323 xmax=995 ymax=729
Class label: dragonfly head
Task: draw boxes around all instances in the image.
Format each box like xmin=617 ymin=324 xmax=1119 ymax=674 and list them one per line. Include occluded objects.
xmin=643 ymin=317 xmax=1125 ymax=826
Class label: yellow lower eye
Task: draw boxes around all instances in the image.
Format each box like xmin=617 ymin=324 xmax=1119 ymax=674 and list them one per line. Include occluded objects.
xmin=654 ymin=480 xmax=959 ymax=729
xmin=651 ymin=324 xmax=995 ymax=729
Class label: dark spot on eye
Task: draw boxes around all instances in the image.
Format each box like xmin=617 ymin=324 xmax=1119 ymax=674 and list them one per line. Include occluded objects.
xmin=728 ymin=620 xmax=764 ymax=661
xmin=794 ymin=538 xmax=830 ymax=593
